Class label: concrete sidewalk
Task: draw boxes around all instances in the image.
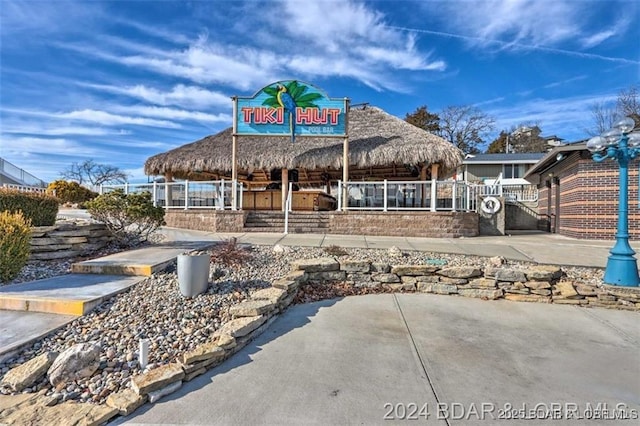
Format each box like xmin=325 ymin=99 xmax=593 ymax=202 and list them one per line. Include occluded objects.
xmin=114 ymin=293 xmax=640 ymax=425
xmin=158 ymin=227 xmax=640 ymax=268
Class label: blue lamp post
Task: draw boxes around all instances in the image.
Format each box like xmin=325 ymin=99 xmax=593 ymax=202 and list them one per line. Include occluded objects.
xmin=586 ymin=117 xmax=640 ymax=287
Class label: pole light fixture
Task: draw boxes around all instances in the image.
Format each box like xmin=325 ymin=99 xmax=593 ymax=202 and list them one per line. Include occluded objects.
xmin=586 ymin=117 xmax=640 ymax=287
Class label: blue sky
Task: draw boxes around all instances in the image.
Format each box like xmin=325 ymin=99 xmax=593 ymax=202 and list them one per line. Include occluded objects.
xmin=1 ymin=0 xmax=639 ymax=184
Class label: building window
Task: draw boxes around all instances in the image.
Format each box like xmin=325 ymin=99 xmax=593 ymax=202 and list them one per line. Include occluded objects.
xmin=503 ymin=164 xmax=526 ymax=179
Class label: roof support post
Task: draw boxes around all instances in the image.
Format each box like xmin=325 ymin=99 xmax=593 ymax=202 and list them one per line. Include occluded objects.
xmin=342 ymin=99 xmax=350 ymax=211
xmin=164 ymin=173 xmax=173 ymax=210
xmin=420 ymin=165 xmax=428 ymax=207
xmin=231 ymin=96 xmax=239 ymax=210
xmin=281 ymin=168 xmax=288 ymax=212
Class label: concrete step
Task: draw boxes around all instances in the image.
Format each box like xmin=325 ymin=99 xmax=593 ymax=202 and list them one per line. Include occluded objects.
xmin=71 ymin=242 xmax=212 ymax=276
xmin=0 ymin=275 xmax=145 ymax=316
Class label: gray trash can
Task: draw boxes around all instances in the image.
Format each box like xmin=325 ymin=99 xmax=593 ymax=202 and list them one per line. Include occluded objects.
xmin=177 ymin=254 xmax=210 ymax=297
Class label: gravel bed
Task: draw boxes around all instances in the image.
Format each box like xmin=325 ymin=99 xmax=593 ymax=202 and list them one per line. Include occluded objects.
xmin=0 ymin=244 xmax=604 ymax=405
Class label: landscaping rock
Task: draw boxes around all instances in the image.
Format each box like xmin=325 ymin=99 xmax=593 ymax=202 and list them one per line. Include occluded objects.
xmin=467 ymin=278 xmax=497 ymax=289
xmin=370 ymin=263 xmax=390 ymax=273
xmin=214 ymin=315 xmax=267 ymax=338
xmin=306 ymin=271 xmax=346 ymax=281
xmin=431 ymin=283 xmax=458 ymax=294
xmin=526 ymin=265 xmax=562 ymax=281
xmin=391 ymin=265 xmax=440 ymax=276
xmin=291 ymin=257 xmax=339 ymax=272
xmin=458 ymin=289 xmax=503 ymax=300
xmin=554 ymin=281 xmax=580 ymax=299
xmin=250 ymin=287 xmax=287 ymax=303
xmin=106 ymin=388 xmax=147 ymax=416
xmin=372 ymin=273 xmax=400 ymax=283
xmin=181 ymin=342 xmax=225 ymax=365
xmin=495 ymin=269 xmax=527 ymax=283
xmin=131 ymin=363 xmax=185 ymax=395
xmin=504 ymin=294 xmax=551 ymax=303
xmin=48 ymin=343 xmax=101 ymax=388
xmin=271 ymin=278 xmax=299 ymax=292
xmin=340 ymin=260 xmax=370 ymax=273
xmin=229 ymin=299 xmax=276 ymax=317
xmin=148 ymin=381 xmax=182 ymax=403
xmin=1 ymin=352 xmax=57 ymax=392
xmin=437 ymin=267 xmax=482 ymax=279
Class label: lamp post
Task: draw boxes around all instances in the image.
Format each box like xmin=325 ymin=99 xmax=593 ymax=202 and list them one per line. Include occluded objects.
xmin=586 ymin=117 xmax=640 ymax=287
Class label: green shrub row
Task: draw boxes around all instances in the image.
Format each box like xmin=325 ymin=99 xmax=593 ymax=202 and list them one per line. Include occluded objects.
xmin=0 ymin=189 xmax=59 ymax=226
xmin=0 ymin=211 xmax=31 ymax=283
xmin=47 ymin=180 xmax=98 ymax=204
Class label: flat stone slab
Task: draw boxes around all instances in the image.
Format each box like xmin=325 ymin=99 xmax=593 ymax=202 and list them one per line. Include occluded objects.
xmin=0 ymin=274 xmax=144 ymax=316
xmin=131 ymin=363 xmax=185 ymax=396
xmin=71 ymin=243 xmax=211 ymax=276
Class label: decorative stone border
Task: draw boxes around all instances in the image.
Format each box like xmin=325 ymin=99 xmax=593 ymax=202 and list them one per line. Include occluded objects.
xmin=30 ymin=222 xmax=112 ymax=260
xmin=1 ymin=257 xmax=638 ymax=425
xmin=289 ymin=257 xmax=640 ymax=311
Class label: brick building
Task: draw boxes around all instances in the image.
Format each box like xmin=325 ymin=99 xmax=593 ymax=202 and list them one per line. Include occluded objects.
xmin=525 ymin=143 xmax=639 ymax=240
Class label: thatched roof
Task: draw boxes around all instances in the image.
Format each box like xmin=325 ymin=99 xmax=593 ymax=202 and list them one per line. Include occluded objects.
xmin=145 ymin=106 xmax=463 ymax=178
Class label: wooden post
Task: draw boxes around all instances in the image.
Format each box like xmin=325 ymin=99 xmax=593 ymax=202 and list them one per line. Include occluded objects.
xmin=281 ymin=167 xmax=288 ymax=212
xmin=342 ymin=99 xmax=350 ymax=211
xmin=231 ymin=97 xmax=239 ymax=210
xmin=420 ymin=165 xmax=428 ymax=207
xmin=431 ymin=163 xmax=439 ymax=180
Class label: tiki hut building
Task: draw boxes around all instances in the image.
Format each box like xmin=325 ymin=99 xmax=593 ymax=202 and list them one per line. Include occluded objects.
xmin=144 ymin=105 xmax=479 ymax=237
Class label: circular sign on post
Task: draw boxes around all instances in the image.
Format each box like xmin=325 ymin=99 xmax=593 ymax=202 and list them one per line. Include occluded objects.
xmin=481 ymin=196 xmax=501 ymax=215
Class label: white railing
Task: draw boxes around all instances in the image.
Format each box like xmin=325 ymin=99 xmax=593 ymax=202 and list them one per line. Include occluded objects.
xmin=100 ymin=179 xmax=538 ymax=213
xmin=100 ymin=180 xmax=242 ymax=210
xmin=0 ymin=158 xmax=47 ymax=188
xmin=336 ymin=180 xmax=475 ymax=212
xmin=1 ymin=183 xmax=48 ymax=193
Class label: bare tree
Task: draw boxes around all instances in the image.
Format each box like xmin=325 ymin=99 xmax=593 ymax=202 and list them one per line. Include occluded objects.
xmin=588 ymin=102 xmax=619 ymax=136
xmin=617 ymin=85 xmax=640 ymax=126
xmin=438 ymin=105 xmax=495 ymax=154
xmin=588 ymin=85 xmax=639 ymax=136
xmin=60 ymin=160 xmax=129 ymax=186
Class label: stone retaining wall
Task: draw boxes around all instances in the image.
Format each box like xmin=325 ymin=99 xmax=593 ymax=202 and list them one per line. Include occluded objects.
xmin=289 ymin=257 xmax=640 ymax=311
xmin=30 ymin=222 xmax=113 ymax=260
xmin=330 ymin=211 xmax=478 ymax=237
xmin=164 ymin=210 xmax=244 ymax=232
xmin=165 ymin=210 xmax=479 ymax=237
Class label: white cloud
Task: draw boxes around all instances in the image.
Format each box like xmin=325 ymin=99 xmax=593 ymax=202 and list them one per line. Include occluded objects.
xmin=61 ymin=110 xmax=183 ymax=128
xmin=0 ymin=136 xmax=98 ymax=157
xmin=2 ymin=122 xmax=130 ymax=136
xmin=111 ymin=105 xmax=231 ymax=123
xmin=441 ymin=0 xmax=581 ymax=47
xmin=581 ymin=30 xmax=617 ymax=49
xmin=79 ymin=82 xmax=232 ymax=109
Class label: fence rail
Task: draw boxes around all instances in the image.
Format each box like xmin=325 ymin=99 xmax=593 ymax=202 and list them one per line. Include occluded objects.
xmin=1 ymin=184 xmax=48 ymax=193
xmin=100 ymin=180 xmax=242 ymax=210
xmin=0 ymin=158 xmax=47 ymax=188
xmin=100 ymin=180 xmax=538 ymax=213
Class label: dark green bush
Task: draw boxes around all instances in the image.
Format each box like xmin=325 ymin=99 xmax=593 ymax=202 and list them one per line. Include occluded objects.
xmin=46 ymin=180 xmax=98 ymax=204
xmin=86 ymin=189 xmax=165 ymax=246
xmin=0 ymin=211 xmax=31 ymax=283
xmin=0 ymin=189 xmax=59 ymax=226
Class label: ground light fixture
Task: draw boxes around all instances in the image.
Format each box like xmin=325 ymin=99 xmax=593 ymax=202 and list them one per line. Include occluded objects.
xmin=586 ymin=116 xmax=640 ymax=286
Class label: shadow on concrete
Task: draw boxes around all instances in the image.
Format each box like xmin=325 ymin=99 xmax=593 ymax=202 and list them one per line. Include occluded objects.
xmin=115 ymin=298 xmax=341 ymax=422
